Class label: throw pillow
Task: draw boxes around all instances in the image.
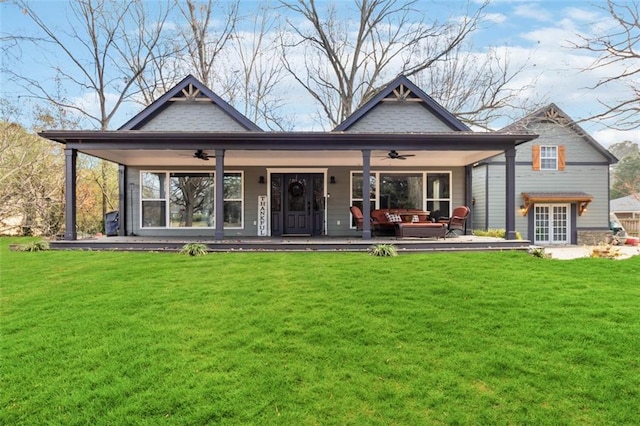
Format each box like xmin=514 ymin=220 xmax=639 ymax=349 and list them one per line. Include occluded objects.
xmin=385 ymin=213 xmax=402 ymax=223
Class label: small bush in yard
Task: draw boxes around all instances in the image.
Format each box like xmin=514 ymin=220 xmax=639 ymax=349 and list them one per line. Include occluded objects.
xmin=16 ymin=240 xmax=50 ymax=252
xmin=474 ymin=229 xmax=523 ymax=240
xmin=528 ymin=246 xmax=550 ymax=259
xmin=368 ymin=243 xmax=398 ymax=257
xmin=180 ymin=243 xmax=208 ymax=256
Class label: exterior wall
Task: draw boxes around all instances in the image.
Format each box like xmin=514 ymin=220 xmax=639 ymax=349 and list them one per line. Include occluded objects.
xmin=472 ymin=119 xmax=612 ymax=242
xmin=125 ymin=164 xmax=467 ymax=238
xmin=471 ymin=164 xmax=488 ymax=230
xmin=346 ymin=103 xmax=453 ymax=132
xmin=139 ymin=102 xmax=248 ymax=132
xmin=127 ymin=166 xmax=266 ymax=238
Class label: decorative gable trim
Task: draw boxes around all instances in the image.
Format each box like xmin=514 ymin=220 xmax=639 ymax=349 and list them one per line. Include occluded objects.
xmin=333 ymin=75 xmax=470 ymax=132
xmin=119 ymin=75 xmax=262 ymax=131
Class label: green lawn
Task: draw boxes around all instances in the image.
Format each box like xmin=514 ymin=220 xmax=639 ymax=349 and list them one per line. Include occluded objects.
xmin=2 ymin=238 xmax=639 ymax=425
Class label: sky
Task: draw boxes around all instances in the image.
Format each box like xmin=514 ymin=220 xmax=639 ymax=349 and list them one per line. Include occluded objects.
xmin=0 ymin=0 xmax=638 ymax=147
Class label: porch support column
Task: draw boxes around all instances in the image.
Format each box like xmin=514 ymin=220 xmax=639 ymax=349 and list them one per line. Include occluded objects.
xmin=215 ymin=149 xmax=225 ymax=241
xmin=362 ymin=149 xmax=372 ymax=240
xmin=464 ymin=165 xmax=473 ymax=235
xmin=118 ymin=165 xmax=127 ymax=237
xmin=505 ymin=147 xmax=517 ymax=240
xmin=64 ymin=148 xmax=77 ymax=240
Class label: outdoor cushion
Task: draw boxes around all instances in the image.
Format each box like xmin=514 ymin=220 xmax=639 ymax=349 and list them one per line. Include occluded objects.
xmin=385 ymin=212 xmax=402 ymax=223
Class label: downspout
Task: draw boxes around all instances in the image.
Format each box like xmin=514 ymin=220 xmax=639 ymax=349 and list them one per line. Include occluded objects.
xmin=118 ymin=165 xmax=127 ymax=237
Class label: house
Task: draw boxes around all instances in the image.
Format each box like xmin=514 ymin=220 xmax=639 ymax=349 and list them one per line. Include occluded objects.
xmin=611 ymin=195 xmax=640 ymax=236
xmin=41 ymin=74 xmax=538 ymax=242
xmin=472 ymin=104 xmax=617 ymax=245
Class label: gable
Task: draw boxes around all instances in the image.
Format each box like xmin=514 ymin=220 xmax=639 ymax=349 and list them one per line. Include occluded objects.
xmin=119 ymin=75 xmax=262 ymax=132
xmin=504 ymin=104 xmax=617 ymax=164
xmin=334 ymin=75 xmax=469 ymax=132
xmin=138 ymin=101 xmax=249 ymax=132
xmin=344 ymin=101 xmax=455 ymax=133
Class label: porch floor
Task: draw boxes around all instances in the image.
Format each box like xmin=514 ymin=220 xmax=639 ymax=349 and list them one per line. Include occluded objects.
xmin=50 ymin=235 xmax=531 ymax=253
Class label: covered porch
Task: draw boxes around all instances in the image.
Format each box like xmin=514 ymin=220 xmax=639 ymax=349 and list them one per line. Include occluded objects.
xmin=40 ymin=131 xmax=537 ymax=244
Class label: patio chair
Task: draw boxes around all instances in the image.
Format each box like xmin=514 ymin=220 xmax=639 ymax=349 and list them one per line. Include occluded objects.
xmin=350 ymin=205 xmax=364 ymax=231
xmin=438 ymin=205 xmax=470 ymax=236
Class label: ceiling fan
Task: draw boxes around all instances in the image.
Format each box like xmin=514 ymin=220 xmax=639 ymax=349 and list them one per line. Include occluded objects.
xmin=385 ymin=150 xmax=415 ymax=160
xmin=193 ymin=149 xmax=212 ymax=161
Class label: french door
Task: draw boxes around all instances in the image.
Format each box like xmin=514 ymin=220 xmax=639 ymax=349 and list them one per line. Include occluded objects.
xmin=534 ymin=204 xmax=570 ymax=244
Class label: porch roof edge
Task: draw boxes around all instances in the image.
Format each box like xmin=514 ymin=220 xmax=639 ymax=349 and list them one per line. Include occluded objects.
xmin=40 ymin=130 xmax=538 ymax=147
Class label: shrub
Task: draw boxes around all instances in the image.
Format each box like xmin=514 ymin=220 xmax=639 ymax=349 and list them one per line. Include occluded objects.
xmin=528 ymin=246 xmax=550 ymax=259
xmin=16 ymin=240 xmax=50 ymax=252
xmin=180 ymin=243 xmax=208 ymax=256
xmin=473 ymin=229 xmax=523 ymax=240
xmin=368 ymin=243 xmax=398 ymax=257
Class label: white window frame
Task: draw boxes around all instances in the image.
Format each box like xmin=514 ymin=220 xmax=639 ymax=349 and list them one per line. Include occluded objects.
xmin=139 ymin=170 xmax=244 ymax=229
xmin=540 ymin=145 xmax=558 ymax=170
xmin=349 ymin=170 xmax=452 ymax=229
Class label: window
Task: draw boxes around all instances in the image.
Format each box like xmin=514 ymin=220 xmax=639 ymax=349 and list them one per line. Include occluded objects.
xmin=350 ymin=173 xmax=377 ymax=227
xmin=349 ymin=171 xmax=452 ymax=227
xmin=426 ymin=173 xmax=451 ymax=220
xmin=379 ymin=173 xmax=423 ymax=209
xmin=169 ymin=173 xmax=214 ymax=227
xmin=223 ymin=173 xmax=243 ymax=227
xmin=540 ymin=146 xmax=557 ymax=170
xmin=140 ymin=171 xmax=243 ymax=228
xmin=141 ymin=172 xmax=167 ymax=227
xmin=533 ymin=145 xmax=565 ymax=171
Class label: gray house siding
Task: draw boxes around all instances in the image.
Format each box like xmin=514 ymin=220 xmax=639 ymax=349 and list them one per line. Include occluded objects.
xmin=472 ymin=165 xmax=488 ymax=229
xmin=346 ymin=103 xmax=453 ymax=133
xmin=473 ymin=114 xmax=613 ymax=243
xmin=139 ymin=102 xmax=249 ymax=132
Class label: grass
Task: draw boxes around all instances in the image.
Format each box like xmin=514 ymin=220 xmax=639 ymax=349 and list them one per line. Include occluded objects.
xmin=2 ymin=237 xmax=640 ymax=424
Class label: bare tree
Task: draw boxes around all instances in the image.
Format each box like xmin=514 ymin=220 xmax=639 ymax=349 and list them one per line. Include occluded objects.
xmin=279 ymin=0 xmax=488 ymax=128
xmin=414 ymin=44 xmax=542 ymax=130
xmin=175 ymin=0 xmax=239 ymax=87
xmin=573 ymin=0 xmax=640 ymax=130
xmin=219 ymin=2 xmax=293 ymax=130
xmin=4 ymin=0 xmax=173 ymax=227
xmin=6 ymin=0 xmax=173 ymax=130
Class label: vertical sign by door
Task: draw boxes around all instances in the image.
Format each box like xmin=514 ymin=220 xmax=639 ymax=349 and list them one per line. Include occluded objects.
xmin=257 ymin=195 xmax=268 ymax=236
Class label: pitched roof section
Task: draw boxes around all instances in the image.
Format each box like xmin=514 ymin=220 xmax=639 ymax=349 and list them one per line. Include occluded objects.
xmin=119 ymin=74 xmax=262 ymax=131
xmin=611 ymin=195 xmax=640 ymax=212
xmin=334 ymin=75 xmax=470 ymax=132
xmin=503 ymin=103 xmax=617 ymax=164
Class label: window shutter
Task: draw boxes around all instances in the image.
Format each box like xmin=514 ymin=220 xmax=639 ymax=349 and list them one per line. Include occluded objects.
xmin=532 ymin=145 xmax=540 ymax=171
xmin=558 ymin=145 xmax=566 ymax=170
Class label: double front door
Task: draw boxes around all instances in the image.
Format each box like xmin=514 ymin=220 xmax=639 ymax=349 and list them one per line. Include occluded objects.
xmin=271 ymin=173 xmax=324 ymax=236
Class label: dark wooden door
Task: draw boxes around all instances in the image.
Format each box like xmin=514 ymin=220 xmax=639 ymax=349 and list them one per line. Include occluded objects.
xmin=283 ymin=174 xmax=312 ymax=235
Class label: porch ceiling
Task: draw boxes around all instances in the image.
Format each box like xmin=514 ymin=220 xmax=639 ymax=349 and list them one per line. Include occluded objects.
xmin=80 ymin=148 xmax=504 ymax=167
xmin=40 ymin=130 xmax=538 ymax=167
